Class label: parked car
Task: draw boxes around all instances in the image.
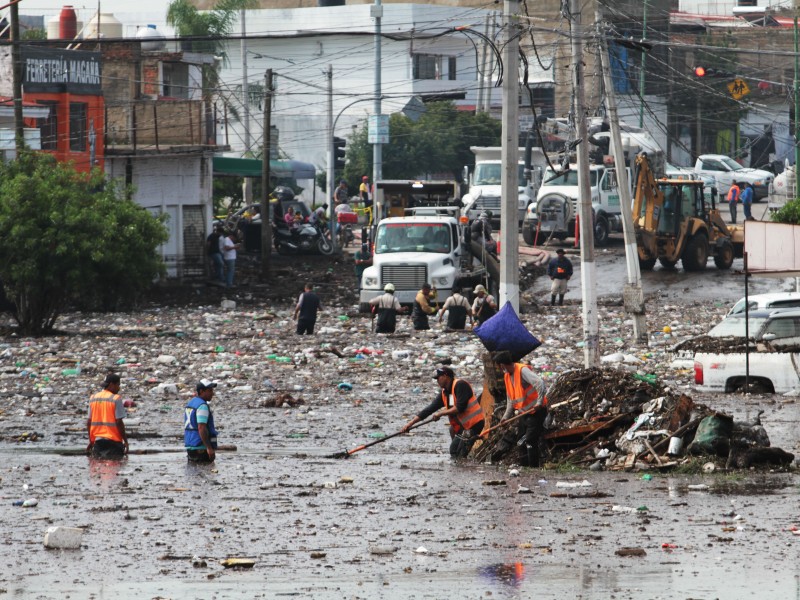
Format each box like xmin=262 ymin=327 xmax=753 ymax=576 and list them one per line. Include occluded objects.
xmin=726 ymin=292 xmax=800 ymax=317
xmin=694 ymin=154 xmax=773 ymax=200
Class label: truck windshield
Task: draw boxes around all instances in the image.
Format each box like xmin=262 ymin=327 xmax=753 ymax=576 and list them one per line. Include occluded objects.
xmin=720 ymin=156 xmax=743 ymax=171
xmin=707 ymin=316 xmax=769 ymax=338
xmin=375 ymin=223 xmax=451 ymax=254
xmin=474 ymin=164 xmax=526 ymax=185
xmin=542 ymin=168 xmax=598 ymax=187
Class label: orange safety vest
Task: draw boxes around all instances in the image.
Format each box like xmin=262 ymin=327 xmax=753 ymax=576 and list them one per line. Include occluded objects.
xmin=88 ymin=389 xmax=123 ymax=443
xmin=727 ymin=185 xmax=740 ymax=202
xmin=504 ymin=363 xmax=547 ymax=412
xmin=441 ymin=378 xmax=484 ymax=433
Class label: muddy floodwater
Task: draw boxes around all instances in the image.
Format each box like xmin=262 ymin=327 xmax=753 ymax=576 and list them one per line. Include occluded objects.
xmin=1 ymin=239 xmax=799 ymax=599
xmin=2 ymin=388 xmax=798 ymax=599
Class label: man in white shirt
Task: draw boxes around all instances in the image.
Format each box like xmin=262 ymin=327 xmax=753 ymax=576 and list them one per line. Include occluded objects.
xmin=222 ymin=231 xmax=240 ymax=288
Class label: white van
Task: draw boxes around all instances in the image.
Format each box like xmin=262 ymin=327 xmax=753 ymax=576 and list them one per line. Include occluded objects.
xmin=726 ymin=292 xmax=800 ymax=317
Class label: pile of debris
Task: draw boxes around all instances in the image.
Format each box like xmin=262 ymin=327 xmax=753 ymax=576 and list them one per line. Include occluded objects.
xmin=472 ymin=367 xmax=794 ymax=471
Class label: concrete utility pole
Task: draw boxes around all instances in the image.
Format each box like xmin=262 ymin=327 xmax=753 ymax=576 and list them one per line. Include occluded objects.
xmin=570 ymin=0 xmax=599 ymax=367
xmin=476 ymin=13 xmax=490 ymax=114
xmin=500 ymin=0 xmax=520 ymax=313
xmin=638 ymin=0 xmax=648 ymax=129
xmin=597 ymin=7 xmax=648 ymax=344
xmin=241 ymin=10 xmax=253 ymax=206
xmin=326 ymin=65 xmax=337 ymax=248
xmin=10 ymin=0 xmax=23 ymax=153
xmin=260 ymin=69 xmax=273 ymax=278
xmin=372 ymin=0 xmax=383 ymax=223
xmin=484 ymin=13 xmax=497 ymax=113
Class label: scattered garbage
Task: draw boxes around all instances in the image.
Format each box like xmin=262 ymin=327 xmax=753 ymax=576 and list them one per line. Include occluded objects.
xmin=43 ymin=526 xmax=83 ymax=549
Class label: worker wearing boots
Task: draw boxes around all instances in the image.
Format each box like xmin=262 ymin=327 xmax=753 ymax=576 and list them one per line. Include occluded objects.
xmin=491 ymin=351 xmax=548 ymax=467
xmin=547 ymin=248 xmax=573 ymax=306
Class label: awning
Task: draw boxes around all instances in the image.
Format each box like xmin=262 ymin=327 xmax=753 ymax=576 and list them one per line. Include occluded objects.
xmin=213 ymin=156 xmax=316 ymax=179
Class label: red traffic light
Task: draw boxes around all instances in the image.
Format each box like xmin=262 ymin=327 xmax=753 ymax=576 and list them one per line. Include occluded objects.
xmin=694 ymin=66 xmax=706 ymax=77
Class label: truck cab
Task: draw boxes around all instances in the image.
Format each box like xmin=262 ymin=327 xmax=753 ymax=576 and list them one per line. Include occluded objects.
xmin=358 ymin=208 xmax=494 ymax=312
xmin=522 ymin=163 xmax=628 ymax=246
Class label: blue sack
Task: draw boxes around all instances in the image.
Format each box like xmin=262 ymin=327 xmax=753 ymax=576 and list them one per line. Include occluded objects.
xmin=473 ymin=302 xmax=541 ymax=361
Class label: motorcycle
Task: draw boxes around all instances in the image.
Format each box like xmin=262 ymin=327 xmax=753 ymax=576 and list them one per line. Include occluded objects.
xmin=273 ymin=221 xmax=333 ymax=255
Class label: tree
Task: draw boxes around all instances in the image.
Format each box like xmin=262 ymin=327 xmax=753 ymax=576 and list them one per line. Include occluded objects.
xmin=0 ymin=152 xmax=168 ymax=334
xmin=342 ymin=101 xmax=502 ymax=188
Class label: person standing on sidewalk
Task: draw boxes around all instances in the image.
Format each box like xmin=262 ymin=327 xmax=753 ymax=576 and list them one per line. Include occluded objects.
xmin=294 ymin=282 xmax=322 ymax=335
xmin=727 ymin=181 xmax=741 ymax=224
xmin=740 ymin=182 xmax=754 ymax=221
xmin=222 ymin=230 xmax=241 ymax=288
xmin=87 ymin=374 xmax=129 ymax=459
xmin=184 ymin=379 xmax=219 ymax=463
xmin=206 ymin=223 xmax=224 ymax=283
xmin=547 ymin=248 xmax=573 ymax=306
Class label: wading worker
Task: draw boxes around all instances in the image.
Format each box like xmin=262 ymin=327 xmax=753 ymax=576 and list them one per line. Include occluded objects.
xmin=401 ymin=366 xmax=484 ymax=458
xmin=184 ymin=379 xmax=219 ymax=463
xmin=492 ymin=351 xmax=548 ymax=467
xmin=369 ymin=282 xmax=407 ymax=333
xmin=86 ymin=374 xmax=129 ymax=458
xmin=412 ymin=283 xmax=438 ymax=330
xmin=438 ymin=287 xmax=473 ymax=330
xmin=294 ymin=282 xmax=322 ymax=335
xmin=547 ymin=248 xmax=573 ymax=306
xmin=472 ymin=284 xmax=497 ymax=325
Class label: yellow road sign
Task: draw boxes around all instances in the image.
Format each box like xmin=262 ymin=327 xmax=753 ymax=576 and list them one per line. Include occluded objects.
xmin=728 ymin=79 xmax=750 ymax=100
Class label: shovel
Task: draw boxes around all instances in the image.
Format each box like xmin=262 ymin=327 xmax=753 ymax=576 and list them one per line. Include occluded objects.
xmin=327 ymin=417 xmax=436 ymax=459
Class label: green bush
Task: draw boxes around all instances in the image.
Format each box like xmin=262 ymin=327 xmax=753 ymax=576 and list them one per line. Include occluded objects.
xmin=770 ymin=198 xmax=800 ymax=224
xmin=0 ymin=152 xmax=168 ymax=334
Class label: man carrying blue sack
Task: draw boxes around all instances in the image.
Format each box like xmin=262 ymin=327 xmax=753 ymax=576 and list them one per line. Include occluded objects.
xmin=184 ymin=379 xmax=219 ymax=463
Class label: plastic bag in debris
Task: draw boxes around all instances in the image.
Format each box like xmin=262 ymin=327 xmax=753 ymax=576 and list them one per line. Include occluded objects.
xmin=473 ymin=302 xmax=541 ymax=362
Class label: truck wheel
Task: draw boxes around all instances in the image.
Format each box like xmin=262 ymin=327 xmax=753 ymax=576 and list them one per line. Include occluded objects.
xmin=714 ymin=239 xmax=734 ymax=270
xmin=682 ymin=233 xmax=708 ymax=271
xmin=659 ymin=258 xmax=677 ymax=269
xmin=522 ymin=225 xmax=535 ymax=246
xmin=594 ymin=215 xmax=609 ymax=246
xmin=639 ymin=257 xmax=656 ymax=270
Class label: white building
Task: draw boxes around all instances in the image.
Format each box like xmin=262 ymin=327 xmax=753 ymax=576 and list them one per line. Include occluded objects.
xmin=217 ymin=3 xmax=499 ymax=198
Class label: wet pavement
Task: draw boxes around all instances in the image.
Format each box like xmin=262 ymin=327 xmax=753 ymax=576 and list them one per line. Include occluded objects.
xmin=1 ymin=240 xmax=798 ymax=599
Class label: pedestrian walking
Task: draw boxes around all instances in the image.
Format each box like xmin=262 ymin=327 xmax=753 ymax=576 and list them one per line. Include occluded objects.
xmin=438 ymin=287 xmax=473 ymax=330
xmin=491 ymin=351 xmax=548 ymax=467
xmin=354 ymin=243 xmax=372 ymax=288
xmin=206 ymin=223 xmax=224 ymax=283
xmin=86 ymin=374 xmax=129 ymax=459
xmin=547 ymin=248 xmax=573 ymax=306
xmin=294 ymin=282 xmax=322 ymax=335
xmin=472 ymin=284 xmax=497 ymax=326
xmin=412 ymin=283 xmax=438 ymax=330
xmin=222 ymin=230 xmax=241 ymax=288
xmin=727 ymin=181 xmax=741 ymax=224
xmin=400 ymin=366 xmax=485 ymax=458
xmin=740 ymin=182 xmax=754 ymax=221
xmin=184 ymin=379 xmax=219 ymax=463
xmin=369 ymin=283 xmax=407 ymax=333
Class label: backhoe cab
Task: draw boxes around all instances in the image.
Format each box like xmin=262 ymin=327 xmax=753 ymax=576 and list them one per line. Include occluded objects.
xmin=632 ymin=152 xmax=743 ymax=271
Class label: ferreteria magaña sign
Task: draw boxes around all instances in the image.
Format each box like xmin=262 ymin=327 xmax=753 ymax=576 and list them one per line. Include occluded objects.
xmin=21 ymin=47 xmax=102 ymax=95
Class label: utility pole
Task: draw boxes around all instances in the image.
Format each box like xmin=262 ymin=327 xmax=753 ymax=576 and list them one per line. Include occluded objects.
xmin=326 ymin=65 xmax=337 ymax=248
xmin=500 ymin=0 xmax=520 ymax=313
xmin=795 ymin=15 xmax=799 ymax=183
xmin=241 ymin=10 xmax=252 ymax=206
xmin=476 ymin=13 xmax=490 ymax=114
xmin=484 ymin=13 xmax=497 ymax=113
xmin=372 ymin=0 xmax=383 ymax=223
xmin=570 ymin=0 xmax=599 ymax=367
xmin=10 ymin=0 xmax=23 ymax=153
xmin=260 ymin=69 xmax=273 ymax=278
xmin=638 ymin=0 xmax=648 ymax=128
xmin=597 ymin=6 xmax=647 ymax=344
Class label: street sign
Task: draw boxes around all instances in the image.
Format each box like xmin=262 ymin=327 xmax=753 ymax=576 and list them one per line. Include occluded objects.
xmin=728 ymin=78 xmax=750 ymax=101
xmin=368 ymin=114 xmax=389 ymax=144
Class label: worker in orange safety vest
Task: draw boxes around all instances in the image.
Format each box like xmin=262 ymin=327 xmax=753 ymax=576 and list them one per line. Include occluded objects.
xmin=401 ymin=366 xmax=485 ymax=457
xmin=492 ymin=351 xmax=548 ymax=467
xmin=86 ymin=374 xmax=129 ymax=458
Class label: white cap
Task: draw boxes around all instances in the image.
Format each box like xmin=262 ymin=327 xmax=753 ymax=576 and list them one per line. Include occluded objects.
xmin=384 ymin=283 xmax=395 ymax=292
xmin=197 ymin=379 xmax=218 ymax=391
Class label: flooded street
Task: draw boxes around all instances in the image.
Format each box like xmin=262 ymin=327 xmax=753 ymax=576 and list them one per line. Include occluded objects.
xmin=1 ymin=240 xmax=798 ymax=599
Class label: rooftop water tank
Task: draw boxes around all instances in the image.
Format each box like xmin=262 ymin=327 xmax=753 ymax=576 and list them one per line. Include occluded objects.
xmin=84 ymin=12 xmax=122 ymax=39
xmin=46 ymin=14 xmax=82 ymax=39
xmin=59 ymin=6 xmax=77 ymax=39
xmin=136 ymin=24 xmax=165 ymax=51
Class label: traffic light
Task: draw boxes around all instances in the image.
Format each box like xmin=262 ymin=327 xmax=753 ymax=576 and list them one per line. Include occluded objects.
xmin=693 ymin=66 xmax=732 ymax=78
xmin=333 ymin=136 xmax=346 ymax=170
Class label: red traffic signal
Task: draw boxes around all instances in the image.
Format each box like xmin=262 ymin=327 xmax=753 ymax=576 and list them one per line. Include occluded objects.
xmin=694 ymin=66 xmax=706 ymax=77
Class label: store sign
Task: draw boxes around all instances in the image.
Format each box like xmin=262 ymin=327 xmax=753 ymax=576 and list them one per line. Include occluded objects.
xmin=21 ymin=47 xmax=102 ymax=95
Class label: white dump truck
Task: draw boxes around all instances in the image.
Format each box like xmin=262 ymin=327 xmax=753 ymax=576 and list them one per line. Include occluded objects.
xmin=461 ymin=146 xmax=546 ymax=224
xmin=358 ymin=207 xmax=498 ymax=312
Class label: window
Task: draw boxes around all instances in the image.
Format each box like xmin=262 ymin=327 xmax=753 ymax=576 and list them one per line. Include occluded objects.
xmin=37 ymin=101 xmax=58 ymax=151
xmin=163 ymin=62 xmax=190 ymax=99
xmin=413 ymin=54 xmax=441 ymax=80
xmin=448 ymin=56 xmax=457 ymax=81
xmin=69 ymin=103 xmax=87 ymax=151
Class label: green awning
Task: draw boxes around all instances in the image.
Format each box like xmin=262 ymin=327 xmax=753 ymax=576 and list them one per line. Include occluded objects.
xmin=213 ymin=156 xmax=316 ymax=179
